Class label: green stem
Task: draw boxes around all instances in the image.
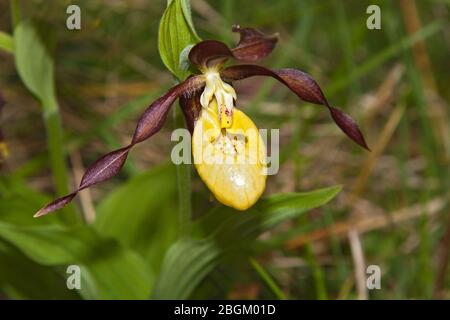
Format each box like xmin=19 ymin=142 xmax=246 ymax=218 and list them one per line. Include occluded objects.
xmin=176 ymin=163 xmax=192 ymax=237
xmin=42 ymin=99 xmax=69 ymax=195
xmin=174 ymin=106 xmax=192 ymax=237
xmin=10 ymin=0 xmax=79 ymax=224
xmin=10 ymin=0 xmax=21 ymax=28
xmin=42 ymin=97 xmax=80 ymax=225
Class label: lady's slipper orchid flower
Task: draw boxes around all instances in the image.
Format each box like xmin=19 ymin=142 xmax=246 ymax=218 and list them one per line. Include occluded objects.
xmin=34 ymin=25 xmax=368 ymax=217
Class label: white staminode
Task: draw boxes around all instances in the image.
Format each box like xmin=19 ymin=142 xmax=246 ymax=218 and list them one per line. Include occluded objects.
xmin=200 ymin=71 xmax=237 ymax=127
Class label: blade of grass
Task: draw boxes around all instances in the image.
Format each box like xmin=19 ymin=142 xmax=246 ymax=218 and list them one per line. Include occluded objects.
xmin=332 ymin=0 xmax=361 ymax=97
xmin=293 ymin=149 xmax=328 ymax=300
xmin=385 ymin=5 xmax=444 ymax=298
xmin=248 ymin=0 xmax=314 ymax=113
xmin=326 ymin=20 xmax=444 ymax=95
xmin=322 ymin=206 xmax=348 ymax=290
xmin=399 ymin=0 xmax=450 ymax=157
xmin=249 ymin=258 xmax=287 ymax=300
xmin=304 ymin=241 xmax=328 ymax=300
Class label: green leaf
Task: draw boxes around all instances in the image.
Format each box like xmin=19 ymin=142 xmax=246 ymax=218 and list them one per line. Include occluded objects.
xmin=0 ymin=31 xmax=14 ymax=53
xmin=0 ymin=176 xmax=61 ymax=226
xmin=94 ymin=164 xmax=178 ymax=274
xmin=179 ymin=0 xmax=199 ymax=39
xmin=158 ymin=0 xmax=200 ymax=80
xmin=13 ymin=20 xmax=55 ymax=106
xmin=0 ymin=241 xmax=80 ymax=299
xmin=152 ymin=185 xmax=342 ymax=299
xmin=13 ymin=20 xmax=76 ymax=222
xmin=0 ymin=223 xmax=152 ymax=299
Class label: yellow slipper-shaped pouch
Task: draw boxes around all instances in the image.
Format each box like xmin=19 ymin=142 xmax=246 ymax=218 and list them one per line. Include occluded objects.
xmin=193 ymin=99 xmax=267 ymax=210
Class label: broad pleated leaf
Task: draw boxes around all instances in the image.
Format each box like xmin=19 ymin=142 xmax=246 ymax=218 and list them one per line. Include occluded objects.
xmin=94 ymin=164 xmax=178 ymax=273
xmin=0 ymin=222 xmax=152 ymax=299
xmin=152 ymin=186 xmax=341 ymax=299
xmin=0 ymin=176 xmax=61 ymax=225
xmin=0 ymin=242 xmax=80 ymax=299
xmin=221 ymin=64 xmax=369 ymax=150
xmin=158 ymin=0 xmax=200 ymax=80
xmin=13 ymin=20 xmax=56 ymax=105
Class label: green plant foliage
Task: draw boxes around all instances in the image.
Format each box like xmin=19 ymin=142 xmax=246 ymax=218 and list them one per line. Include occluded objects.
xmin=0 ymin=31 xmax=14 ymax=53
xmin=94 ymin=164 xmax=179 ymax=273
xmin=0 ymin=241 xmax=80 ymax=299
xmin=250 ymin=257 xmax=287 ymax=300
xmin=13 ymin=20 xmax=56 ymax=106
xmin=0 ymin=222 xmax=152 ymax=299
xmin=4 ymin=0 xmax=446 ymax=301
xmin=0 ymin=176 xmax=61 ymax=226
xmin=152 ymin=186 xmax=342 ymax=299
xmin=13 ymin=19 xmax=75 ymax=221
xmin=158 ymin=0 xmax=200 ymax=80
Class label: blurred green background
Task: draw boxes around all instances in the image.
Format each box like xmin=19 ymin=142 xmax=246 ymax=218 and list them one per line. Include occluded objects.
xmin=0 ymin=0 xmax=449 ymax=299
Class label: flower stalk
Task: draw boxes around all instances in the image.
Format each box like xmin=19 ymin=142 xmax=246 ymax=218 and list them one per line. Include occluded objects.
xmin=174 ymin=106 xmax=193 ymax=237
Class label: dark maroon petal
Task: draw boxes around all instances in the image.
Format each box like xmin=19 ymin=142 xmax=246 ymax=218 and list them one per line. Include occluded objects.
xmin=188 ymin=40 xmax=234 ymax=70
xmin=132 ymin=75 xmax=205 ymax=144
xmin=188 ymin=26 xmax=278 ymax=69
xmin=221 ymin=65 xmax=329 ymax=105
xmin=79 ymin=146 xmax=131 ymax=190
xmin=34 ymin=76 xmax=206 ymax=217
xmin=275 ymin=69 xmax=329 ymax=106
xmin=33 ymin=193 xmax=77 ymax=218
xmin=179 ymin=88 xmax=203 ymax=133
xmin=35 ymin=146 xmax=131 ymax=217
xmin=220 ymin=64 xmax=271 ymax=81
xmin=329 ymin=107 xmax=369 ymax=150
xmin=221 ymin=64 xmax=369 ymax=150
xmin=231 ymin=25 xmax=278 ymax=62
